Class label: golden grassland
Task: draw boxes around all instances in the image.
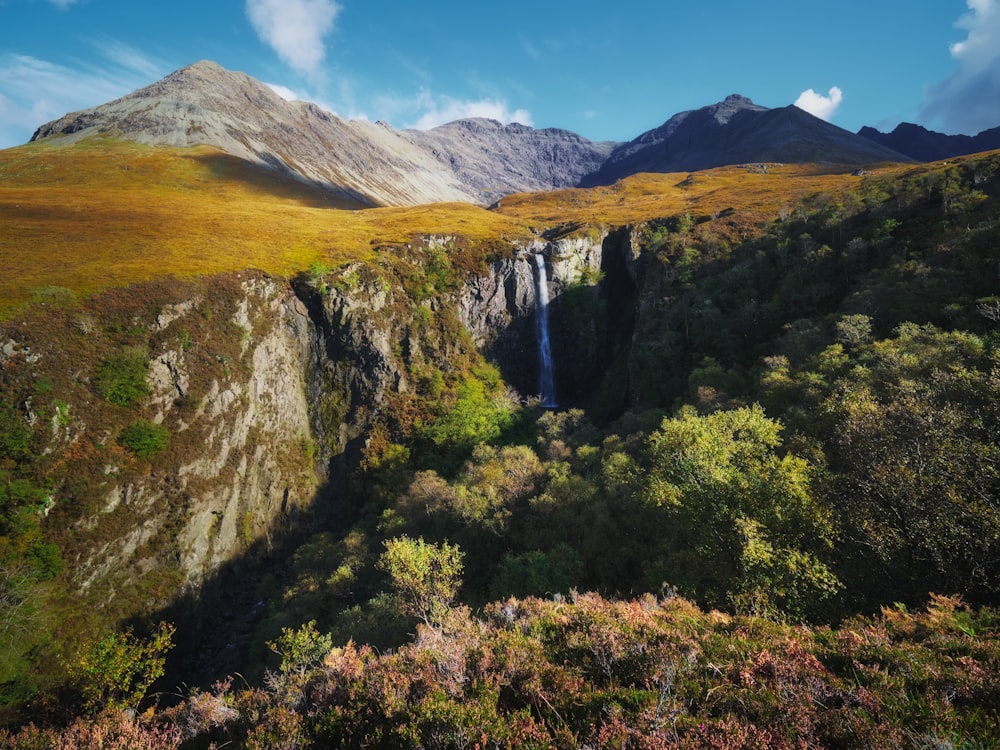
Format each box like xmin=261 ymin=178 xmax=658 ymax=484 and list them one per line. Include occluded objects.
xmin=0 ymin=138 xmax=533 ymax=311
xmin=493 ymin=162 xmax=912 ymax=229
xmin=0 ymin=135 xmax=922 ymax=313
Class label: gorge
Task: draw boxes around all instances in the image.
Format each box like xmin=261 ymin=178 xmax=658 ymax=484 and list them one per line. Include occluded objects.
xmin=2 ymin=62 xmax=1000 ymax=745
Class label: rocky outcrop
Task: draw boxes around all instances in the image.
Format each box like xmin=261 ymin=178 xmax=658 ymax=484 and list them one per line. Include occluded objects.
xmin=460 ymin=229 xmax=641 ymax=406
xmin=405 ymin=119 xmax=616 ymax=203
xmin=73 ymin=276 xmax=323 ymax=592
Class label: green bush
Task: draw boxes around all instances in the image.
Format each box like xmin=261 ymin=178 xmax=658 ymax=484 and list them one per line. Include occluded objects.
xmin=118 ymin=419 xmax=170 ymax=458
xmin=94 ymin=348 xmax=150 ymax=407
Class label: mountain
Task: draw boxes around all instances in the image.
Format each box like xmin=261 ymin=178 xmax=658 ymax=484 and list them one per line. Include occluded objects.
xmin=31 ymin=63 xmax=923 ymax=209
xmin=858 ymin=122 xmax=1000 ymax=162
xmin=581 ymin=95 xmax=913 ymax=186
xmin=30 ymin=60 xmax=615 ymax=207
xmin=404 ymin=118 xmax=616 ymax=204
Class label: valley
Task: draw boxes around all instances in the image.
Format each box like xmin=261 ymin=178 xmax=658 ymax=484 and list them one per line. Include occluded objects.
xmin=2 ymin=61 xmax=1000 ymax=748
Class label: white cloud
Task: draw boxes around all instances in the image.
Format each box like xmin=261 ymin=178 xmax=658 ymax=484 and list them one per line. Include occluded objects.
xmin=794 ymin=86 xmax=844 ymax=121
xmin=407 ymin=91 xmax=533 ymax=130
xmin=265 ymin=82 xmax=301 ymax=101
xmin=47 ymin=0 xmax=78 ymax=8
xmin=245 ymin=0 xmax=341 ymax=78
xmin=922 ymin=0 xmax=1000 ymax=134
xmin=0 ymin=44 xmax=170 ymax=149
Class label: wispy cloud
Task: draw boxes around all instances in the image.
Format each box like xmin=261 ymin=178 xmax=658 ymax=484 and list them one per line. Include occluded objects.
xmin=245 ymin=0 xmax=341 ymax=78
xmin=519 ymin=35 xmax=542 ymax=62
xmin=265 ymin=82 xmax=302 ymax=102
xmin=794 ymin=86 xmax=844 ymax=121
xmin=922 ymin=0 xmax=1000 ymax=134
xmin=406 ymin=90 xmax=533 ymax=130
xmin=47 ymin=0 xmax=79 ymax=8
xmin=0 ymin=43 xmax=170 ymax=149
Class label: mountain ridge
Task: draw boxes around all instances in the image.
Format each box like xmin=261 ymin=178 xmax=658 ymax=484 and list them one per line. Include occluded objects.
xmin=858 ymin=121 xmax=1000 ymax=162
xmin=30 ymin=60 xmax=930 ymax=207
xmin=581 ymin=95 xmax=912 ymax=186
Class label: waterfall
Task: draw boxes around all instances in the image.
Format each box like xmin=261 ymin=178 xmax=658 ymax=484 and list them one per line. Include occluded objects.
xmin=533 ymin=253 xmax=557 ymax=408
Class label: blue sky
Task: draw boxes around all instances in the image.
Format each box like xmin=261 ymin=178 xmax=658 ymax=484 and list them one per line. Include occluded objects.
xmin=1 ymin=0 xmax=999 ymax=150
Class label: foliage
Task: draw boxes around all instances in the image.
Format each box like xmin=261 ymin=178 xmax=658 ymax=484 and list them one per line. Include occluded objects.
xmin=118 ymin=419 xmax=170 ymax=458
xmin=378 ymin=536 xmax=464 ymax=626
xmin=415 ymin=365 xmax=515 ymax=472
xmin=0 ymin=709 xmax=183 ymax=749
xmin=93 ymin=348 xmax=150 ymax=408
xmin=639 ymin=406 xmax=840 ymax=618
xmin=12 ymin=593 xmax=999 ymax=748
xmin=70 ymin=621 xmax=175 ymax=714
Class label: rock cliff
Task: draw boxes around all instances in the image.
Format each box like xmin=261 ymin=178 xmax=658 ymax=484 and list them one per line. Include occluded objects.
xmin=460 ymin=229 xmax=641 ymax=409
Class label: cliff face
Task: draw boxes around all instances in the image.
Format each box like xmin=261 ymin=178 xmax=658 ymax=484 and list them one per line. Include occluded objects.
xmin=460 ymin=229 xmax=642 ymax=410
xmin=0 ymin=232 xmax=656 ymax=683
xmin=15 ymin=276 xmax=326 ymax=597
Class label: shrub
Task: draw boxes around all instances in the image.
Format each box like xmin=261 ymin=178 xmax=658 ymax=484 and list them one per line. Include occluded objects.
xmin=94 ymin=348 xmax=150 ymax=407
xmin=71 ymin=622 xmax=175 ymax=714
xmin=119 ymin=419 xmax=170 ymax=458
xmin=378 ymin=536 xmax=464 ymax=626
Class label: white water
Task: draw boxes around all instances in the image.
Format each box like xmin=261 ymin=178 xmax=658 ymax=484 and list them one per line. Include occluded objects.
xmin=533 ymin=253 xmax=557 ymax=408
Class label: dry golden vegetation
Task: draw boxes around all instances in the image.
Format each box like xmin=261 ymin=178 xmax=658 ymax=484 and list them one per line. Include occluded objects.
xmin=0 ymin=137 xmax=532 ymax=311
xmin=0 ymin=135 xmax=943 ymax=314
xmin=494 ymin=162 xmax=910 ymax=229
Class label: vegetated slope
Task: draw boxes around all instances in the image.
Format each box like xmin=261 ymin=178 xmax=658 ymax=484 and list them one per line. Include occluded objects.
xmin=0 ymin=136 xmax=532 ymax=311
xmin=0 ymin=135 xmax=897 ymax=314
xmin=581 ymin=94 xmax=913 ymax=186
xmin=7 ymin=593 xmax=1000 ymax=749
xmin=859 ymin=121 xmax=1000 ymax=162
xmin=2 ymin=139 xmax=1000 ymax=744
xmin=30 ymin=61 xmax=616 ymax=207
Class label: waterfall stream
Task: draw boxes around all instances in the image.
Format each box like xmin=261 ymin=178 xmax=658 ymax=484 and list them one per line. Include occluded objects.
xmin=533 ymin=253 xmax=558 ymax=408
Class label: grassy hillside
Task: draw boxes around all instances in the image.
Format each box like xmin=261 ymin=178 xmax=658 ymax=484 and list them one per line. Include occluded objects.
xmin=494 ymin=163 xmax=907 ymax=231
xmin=4 ymin=135 xmax=1000 ymax=746
xmin=2 ymin=136 xmax=912 ymax=314
xmin=0 ymin=138 xmax=532 ymax=312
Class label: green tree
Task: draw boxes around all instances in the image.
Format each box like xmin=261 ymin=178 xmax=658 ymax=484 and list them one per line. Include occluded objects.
xmin=378 ymin=536 xmax=464 ymax=626
xmin=266 ymin=620 xmax=333 ymax=708
xmin=823 ymin=325 xmax=1000 ymax=605
xmin=640 ymin=405 xmax=840 ymax=619
xmin=72 ymin=621 xmax=175 ymax=714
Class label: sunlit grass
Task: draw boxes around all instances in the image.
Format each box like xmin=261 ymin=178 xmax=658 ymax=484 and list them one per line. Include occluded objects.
xmin=0 ymin=137 xmax=929 ymax=313
xmin=494 ymin=163 xmax=911 ymax=228
xmin=0 ymin=138 xmax=533 ymax=311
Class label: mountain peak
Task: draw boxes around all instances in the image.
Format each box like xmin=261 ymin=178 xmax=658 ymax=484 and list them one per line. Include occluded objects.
xmin=858 ymin=121 xmax=1000 ymax=162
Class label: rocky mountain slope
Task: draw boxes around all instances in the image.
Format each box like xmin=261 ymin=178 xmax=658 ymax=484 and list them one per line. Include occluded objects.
xmin=858 ymin=122 xmax=1000 ymax=162
xmin=31 ymin=62 xmax=926 ymax=209
xmin=581 ymin=95 xmax=912 ymax=186
xmin=30 ymin=61 xmax=615 ymax=207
